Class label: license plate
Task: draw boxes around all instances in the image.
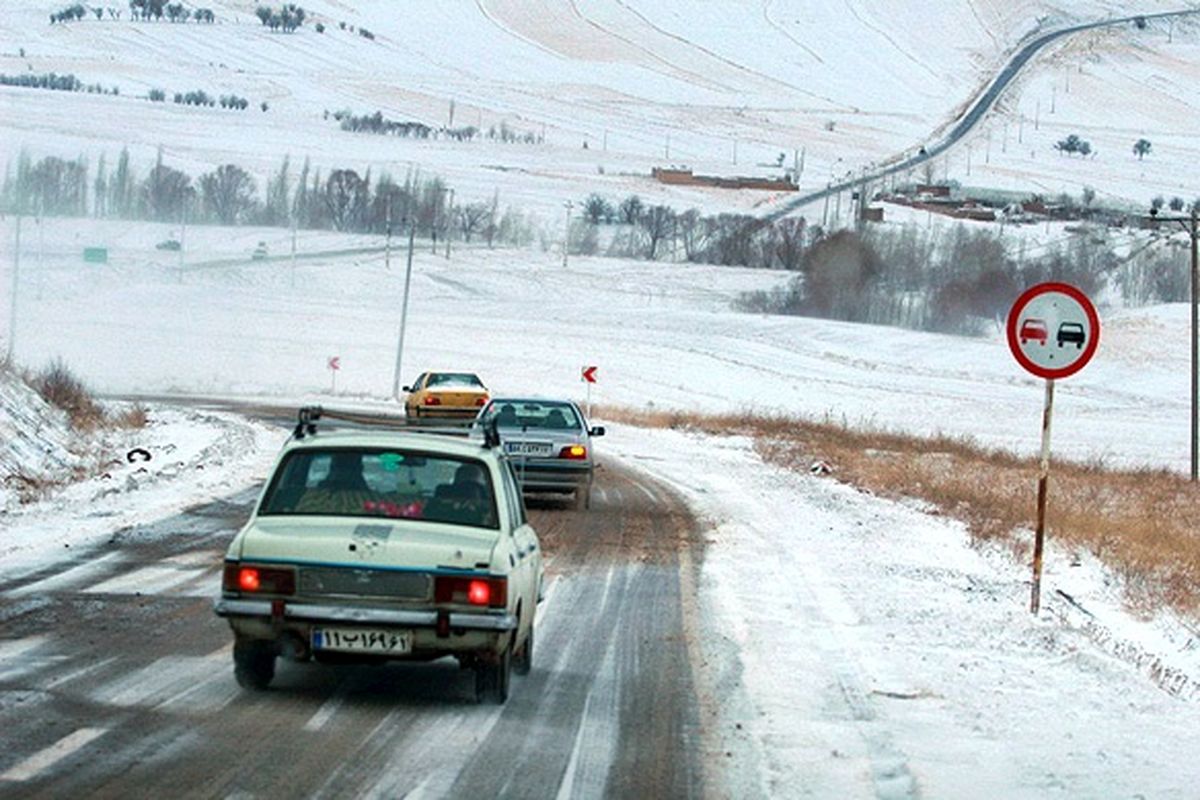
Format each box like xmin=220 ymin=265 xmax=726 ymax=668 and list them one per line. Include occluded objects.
xmin=311 ymin=627 xmax=412 ymax=655
xmin=505 ymin=442 xmax=553 ymax=457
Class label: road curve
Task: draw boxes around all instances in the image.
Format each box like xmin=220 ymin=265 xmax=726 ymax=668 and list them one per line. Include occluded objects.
xmin=764 ymin=8 xmax=1200 ymax=221
xmin=0 ymin=418 xmax=708 ymax=798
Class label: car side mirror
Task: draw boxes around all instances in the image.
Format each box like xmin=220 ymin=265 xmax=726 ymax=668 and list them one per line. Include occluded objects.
xmin=401 ymin=386 xmax=411 ymax=393
xmin=589 ymin=426 xmax=606 ymax=437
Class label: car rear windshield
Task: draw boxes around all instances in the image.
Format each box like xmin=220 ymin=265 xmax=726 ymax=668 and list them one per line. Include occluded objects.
xmin=427 ymin=373 xmax=483 ymax=388
xmin=488 ymin=401 xmax=580 ymax=430
xmin=259 ymin=448 xmax=499 ymax=529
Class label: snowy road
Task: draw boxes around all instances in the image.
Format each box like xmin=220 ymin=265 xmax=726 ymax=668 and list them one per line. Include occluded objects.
xmin=0 ymin=447 xmax=707 ymax=799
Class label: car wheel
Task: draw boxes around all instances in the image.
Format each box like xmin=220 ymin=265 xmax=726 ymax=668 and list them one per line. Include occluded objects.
xmin=573 ymin=483 xmax=591 ymax=511
xmin=234 ymin=639 xmax=276 ymax=690
xmin=474 ymin=645 xmax=512 ymax=704
xmin=514 ymin=619 xmax=534 ymax=676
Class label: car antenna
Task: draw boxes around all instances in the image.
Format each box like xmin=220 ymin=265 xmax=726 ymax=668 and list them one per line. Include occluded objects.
xmin=483 ymin=411 xmax=501 ymax=449
xmin=294 ymin=405 xmax=323 ymax=439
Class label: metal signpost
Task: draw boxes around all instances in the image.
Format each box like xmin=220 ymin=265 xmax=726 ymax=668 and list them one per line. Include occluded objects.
xmin=1006 ymin=282 xmax=1100 ymax=614
xmin=581 ymin=365 xmax=598 ymax=419
xmin=328 ymin=355 xmax=341 ymax=394
xmin=391 ymin=220 xmax=417 ymax=401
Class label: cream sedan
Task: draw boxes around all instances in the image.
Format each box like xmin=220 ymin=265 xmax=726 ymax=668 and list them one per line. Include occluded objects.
xmin=214 ymin=412 xmax=542 ymax=703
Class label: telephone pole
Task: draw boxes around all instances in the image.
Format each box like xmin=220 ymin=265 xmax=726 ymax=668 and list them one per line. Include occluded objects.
xmin=562 ymin=201 xmax=572 ymax=268
xmin=7 ymin=215 xmax=20 ymax=362
xmin=1151 ymin=205 xmax=1200 ymax=480
xmin=391 ymin=219 xmax=417 ymax=401
xmin=445 ymin=188 xmax=454 ymax=259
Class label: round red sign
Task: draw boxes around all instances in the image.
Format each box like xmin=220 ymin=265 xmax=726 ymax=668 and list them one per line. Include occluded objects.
xmin=1006 ymin=282 xmax=1099 ymax=380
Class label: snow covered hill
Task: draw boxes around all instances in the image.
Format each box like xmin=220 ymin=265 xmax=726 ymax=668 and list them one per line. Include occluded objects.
xmin=1 ymin=0 xmax=1195 ymax=218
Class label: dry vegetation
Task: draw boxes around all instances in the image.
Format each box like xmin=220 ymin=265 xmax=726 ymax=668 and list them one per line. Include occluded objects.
xmin=26 ymin=359 xmax=147 ymax=432
xmin=598 ymin=405 xmax=1200 ymax=620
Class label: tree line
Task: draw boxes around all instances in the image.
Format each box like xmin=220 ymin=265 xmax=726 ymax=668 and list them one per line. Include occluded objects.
xmin=0 ymin=149 xmax=536 ymax=248
xmin=735 ymin=222 xmax=1189 ymax=334
xmin=331 ymin=110 xmax=542 ymax=145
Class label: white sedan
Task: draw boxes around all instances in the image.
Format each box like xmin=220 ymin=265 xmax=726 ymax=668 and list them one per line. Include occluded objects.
xmin=214 ymin=408 xmax=543 ymax=703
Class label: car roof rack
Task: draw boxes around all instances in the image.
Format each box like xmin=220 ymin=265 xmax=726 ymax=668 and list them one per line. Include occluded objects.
xmin=292 ymin=405 xmax=500 ymax=447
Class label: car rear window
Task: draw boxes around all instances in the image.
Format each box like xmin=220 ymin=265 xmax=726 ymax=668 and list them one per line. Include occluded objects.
xmin=259 ymin=448 xmax=499 ymax=529
xmin=427 ymin=373 xmax=483 ymax=388
xmin=487 ymin=401 xmax=580 ymax=430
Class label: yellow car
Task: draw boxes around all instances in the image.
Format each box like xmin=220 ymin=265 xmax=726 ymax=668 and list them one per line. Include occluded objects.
xmin=404 ymin=371 xmax=490 ymax=422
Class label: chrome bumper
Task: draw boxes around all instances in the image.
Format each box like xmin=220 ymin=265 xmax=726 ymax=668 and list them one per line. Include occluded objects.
xmin=214 ymin=598 xmax=517 ymax=631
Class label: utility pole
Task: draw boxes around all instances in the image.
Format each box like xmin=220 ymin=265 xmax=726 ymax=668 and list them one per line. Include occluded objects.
xmin=391 ymin=218 xmax=417 ymax=401
xmin=290 ymin=215 xmax=297 ymax=288
xmin=1150 ymin=205 xmax=1200 ymax=480
xmin=384 ymin=196 xmax=393 ymax=272
xmin=562 ymin=201 xmax=572 ymax=268
xmin=445 ymin=188 xmax=454 ymax=259
xmin=603 ymin=128 xmax=608 ymax=152
xmin=7 ymin=215 xmax=20 ymax=363
xmin=1191 ymin=206 xmax=1199 ymax=481
xmin=178 ymin=204 xmax=187 ymax=280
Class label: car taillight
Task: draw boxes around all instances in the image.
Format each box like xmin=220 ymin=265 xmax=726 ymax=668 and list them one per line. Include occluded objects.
xmin=223 ymin=563 xmax=295 ymax=595
xmin=434 ymin=575 xmax=507 ymax=608
xmin=475 ymin=395 xmax=488 ymax=406
xmin=424 ymin=395 xmax=442 ymax=406
xmin=559 ymin=444 xmax=587 ymax=460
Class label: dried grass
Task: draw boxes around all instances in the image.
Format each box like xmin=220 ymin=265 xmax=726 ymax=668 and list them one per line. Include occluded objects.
xmin=29 ymin=359 xmax=105 ymax=431
xmin=112 ymin=403 xmax=149 ymax=429
xmin=598 ymin=405 xmax=1200 ymax=619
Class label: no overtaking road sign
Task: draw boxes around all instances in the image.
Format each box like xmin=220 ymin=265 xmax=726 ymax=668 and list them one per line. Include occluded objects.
xmin=1006 ymin=282 xmax=1099 ymax=380
xmin=1005 ymin=281 xmax=1099 ymax=616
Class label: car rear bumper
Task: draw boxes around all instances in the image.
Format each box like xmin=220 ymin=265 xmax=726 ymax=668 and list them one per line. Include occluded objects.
xmin=410 ymin=407 xmax=481 ymax=420
xmin=214 ymin=598 xmax=516 ymax=631
xmin=511 ymin=461 xmax=592 ymax=492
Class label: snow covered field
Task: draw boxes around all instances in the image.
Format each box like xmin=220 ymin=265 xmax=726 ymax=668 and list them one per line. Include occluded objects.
xmin=4 ymin=215 xmax=1195 ymax=473
xmin=1 ymin=1 xmax=1196 ymax=220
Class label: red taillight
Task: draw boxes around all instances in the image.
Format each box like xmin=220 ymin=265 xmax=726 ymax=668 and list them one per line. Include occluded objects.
xmin=475 ymin=395 xmax=488 ymax=406
xmin=434 ymin=575 xmax=507 ymax=608
xmin=424 ymin=395 xmax=442 ymax=406
xmin=467 ymin=580 xmax=490 ymax=605
xmin=239 ymin=568 xmax=260 ymax=591
xmin=559 ymin=444 xmax=587 ymax=460
xmin=223 ymin=563 xmax=295 ymax=595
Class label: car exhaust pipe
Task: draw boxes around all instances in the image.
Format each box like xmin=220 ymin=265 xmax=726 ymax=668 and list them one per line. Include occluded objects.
xmin=279 ymin=631 xmax=310 ymax=661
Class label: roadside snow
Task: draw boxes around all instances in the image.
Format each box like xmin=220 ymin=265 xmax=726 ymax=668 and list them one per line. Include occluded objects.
xmin=0 ymin=403 xmax=283 ymax=577
xmin=605 ymin=425 xmax=1200 ymax=798
xmin=0 ymin=367 xmax=77 ymax=505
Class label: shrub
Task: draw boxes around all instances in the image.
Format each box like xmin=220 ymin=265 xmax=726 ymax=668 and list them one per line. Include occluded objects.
xmin=31 ymin=359 xmax=104 ymax=430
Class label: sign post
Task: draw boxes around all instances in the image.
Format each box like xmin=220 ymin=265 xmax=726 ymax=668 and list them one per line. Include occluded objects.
xmin=1006 ymin=282 xmax=1099 ymax=614
xmin=328 ymin=355 xmax=340 ymax=394
xmin=581 ymin=365 xmax=598 ymax=419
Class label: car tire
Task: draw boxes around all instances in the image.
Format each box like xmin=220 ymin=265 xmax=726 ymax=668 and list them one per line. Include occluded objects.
xmin=573 ymin=483 xmax=591 ymax=511
xmin=514 ymin=619 xmax=534 ymax=676
xmin=475 ymin=644 xmax=512 ymax=704
xmin=234 ymin=639 xmax=276 ymax=690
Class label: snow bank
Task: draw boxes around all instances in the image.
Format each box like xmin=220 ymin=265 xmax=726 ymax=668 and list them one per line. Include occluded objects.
xmin=0 ymin=365 xmax=77 ymax=507
xmin=606 ymin=424 xmax=1200 ymax=798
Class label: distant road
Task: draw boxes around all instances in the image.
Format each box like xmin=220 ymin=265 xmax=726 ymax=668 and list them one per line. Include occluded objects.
xmin=764 ymin=8 xmax=1200 ymax=221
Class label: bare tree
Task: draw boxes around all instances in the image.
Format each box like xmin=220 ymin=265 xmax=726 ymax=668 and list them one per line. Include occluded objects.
xmin=200 ymin=164 xmax=256 ymax=224
xmin=457 ymin=202 xmax=491 ymax=242
xmin=323 ymin=169 xmax=365 ymax=231
xmin=638 ymin=205 xmax=675 ymax=259
xmin=142 ymin=161 xmax=193 ymax=221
